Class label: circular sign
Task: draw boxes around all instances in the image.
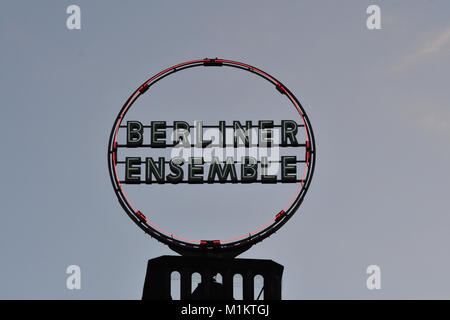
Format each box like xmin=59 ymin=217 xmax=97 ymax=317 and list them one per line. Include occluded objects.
xmin=107 ymin=58 xmax=316 ymax=256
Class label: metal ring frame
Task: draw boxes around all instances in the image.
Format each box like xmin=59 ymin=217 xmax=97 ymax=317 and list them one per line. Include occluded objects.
xmin=107 ymin=58 xmax=316 ymax=256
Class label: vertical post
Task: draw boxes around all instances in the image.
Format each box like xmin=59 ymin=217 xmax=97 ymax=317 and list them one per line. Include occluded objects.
xmin=180 ymin=270 xmax=191 ymax=300
xmin=263 ymin=274 xmax=272 ymax=300
xmin=243 ymin=271 xmax=254 ymax=300
xmin=223 ymin=270 xmax=233 ymax=299
xmin=272 ymin=272 xmax=282 ymax=300
xmin=142 ymin=263 xmax=171 ymax=299
xmin=203 ymin=268 xmax=212 ymax=297
xmin=162 ymin=269 xmax=171 ymax=299
xmin=263 ymin=272 xmax=282 ymax=300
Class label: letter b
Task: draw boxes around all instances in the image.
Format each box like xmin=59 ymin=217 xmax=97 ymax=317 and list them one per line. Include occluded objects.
xmin=127 ymin=121 xmax=144 ymax=147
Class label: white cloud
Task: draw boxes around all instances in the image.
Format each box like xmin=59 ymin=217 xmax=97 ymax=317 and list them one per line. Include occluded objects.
xmin=392 ymin=27 xmax=450 ymax=71
xmin=399 ymin=100 xmax=450 ymax=137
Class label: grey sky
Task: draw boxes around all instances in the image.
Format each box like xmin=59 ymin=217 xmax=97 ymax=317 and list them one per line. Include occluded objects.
xmin=1 ymin=0 xmax=449 ymax=299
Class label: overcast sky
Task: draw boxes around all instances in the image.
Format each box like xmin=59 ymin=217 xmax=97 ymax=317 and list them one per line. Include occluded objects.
xmin=1 ymin=0 xmax=450 ymax=299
